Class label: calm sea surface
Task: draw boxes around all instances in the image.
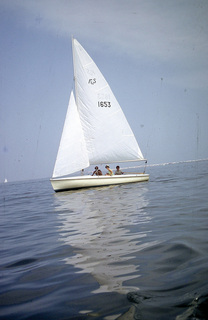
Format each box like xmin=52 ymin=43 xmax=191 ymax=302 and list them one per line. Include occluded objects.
xmin=1 ymin=161 xmax=208 ymax=320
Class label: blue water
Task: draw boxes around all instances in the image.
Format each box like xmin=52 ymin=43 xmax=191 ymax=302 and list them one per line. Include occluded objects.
xmin=1 ymin=160 xmax=208 ymax=320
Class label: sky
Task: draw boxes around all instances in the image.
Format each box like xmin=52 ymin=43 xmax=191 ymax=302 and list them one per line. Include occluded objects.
xmin=0 ymin=0 xmax=208 ymax=182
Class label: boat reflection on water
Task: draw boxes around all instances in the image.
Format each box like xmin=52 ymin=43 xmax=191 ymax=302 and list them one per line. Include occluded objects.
xmin=54 ymin=184 xmax=154 ymax=294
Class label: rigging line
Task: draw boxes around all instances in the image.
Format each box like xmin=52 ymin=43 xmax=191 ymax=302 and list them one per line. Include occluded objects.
xmin=32 ymin=124 xmax=42 ymax=179
xmin=143 ymin=160 xmax=148 ymax=173
xmin=121 ymin=164 xmax=146 ymax=170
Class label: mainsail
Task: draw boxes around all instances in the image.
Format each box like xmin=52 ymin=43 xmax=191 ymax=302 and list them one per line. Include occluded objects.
xmin=53 ymin=38 xmax=144 ymax=178
xmin=72 ymin=38 xmax=144 ymax=165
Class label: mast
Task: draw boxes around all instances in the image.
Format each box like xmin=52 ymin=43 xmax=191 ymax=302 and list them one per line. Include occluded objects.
xmin=71 ymin=36 xmax=78 ymax=107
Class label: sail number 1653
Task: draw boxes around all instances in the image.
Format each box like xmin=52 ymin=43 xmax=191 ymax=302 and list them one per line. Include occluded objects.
xmin=98 ymin=101 xmax=111 ymax=108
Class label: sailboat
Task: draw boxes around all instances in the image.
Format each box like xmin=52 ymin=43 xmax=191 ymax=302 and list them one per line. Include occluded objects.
xmin=50 ymin=38 xmax=149 ymax=192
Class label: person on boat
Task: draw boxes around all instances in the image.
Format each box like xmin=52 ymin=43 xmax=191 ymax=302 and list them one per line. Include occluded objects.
xmin=115 ymin=166 xmax=124 ymax=175
xmin=105 ymin=165 xmax=113 ymax=176
xmin=92 ymin=166 xmax=102 ymax=176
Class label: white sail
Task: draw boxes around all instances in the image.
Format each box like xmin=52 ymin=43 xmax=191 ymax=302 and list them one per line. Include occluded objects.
xmin=72 ymin=38 xmax=144 ymax=165
xmin=52 ymin=91 xmax=89 ymax=178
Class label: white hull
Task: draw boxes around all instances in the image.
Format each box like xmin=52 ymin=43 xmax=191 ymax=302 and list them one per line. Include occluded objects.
xmin=50 ymin=174 xmax=149 ymax=192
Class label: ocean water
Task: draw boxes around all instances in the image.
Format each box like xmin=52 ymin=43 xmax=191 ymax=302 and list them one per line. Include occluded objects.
xmin=0 ymin=160 xmax=208 ymax=320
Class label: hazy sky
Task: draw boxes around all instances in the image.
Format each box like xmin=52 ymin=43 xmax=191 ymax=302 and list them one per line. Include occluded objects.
xmin=1 ymin=0 xmax=208 ymax=182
